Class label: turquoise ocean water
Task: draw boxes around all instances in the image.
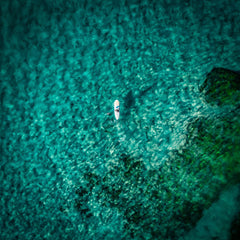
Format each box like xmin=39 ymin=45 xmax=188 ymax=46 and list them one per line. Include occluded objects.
xmin=1 ymin=0 xmax=240 ymax=239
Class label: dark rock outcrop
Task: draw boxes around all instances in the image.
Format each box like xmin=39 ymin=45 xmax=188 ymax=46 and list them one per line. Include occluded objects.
xmin=230 ymin=209 xmax=240 ymax=240
xmin=200 ymin=68 xmax=240 ymax=106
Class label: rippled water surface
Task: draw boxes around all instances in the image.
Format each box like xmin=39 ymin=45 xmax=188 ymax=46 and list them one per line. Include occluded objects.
xmin=1 ymin=0 xmax=240 ymax=239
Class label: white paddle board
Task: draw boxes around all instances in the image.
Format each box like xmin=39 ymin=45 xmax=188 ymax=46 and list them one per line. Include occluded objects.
xmin=114 ymin=100 xmax=120 ymax=120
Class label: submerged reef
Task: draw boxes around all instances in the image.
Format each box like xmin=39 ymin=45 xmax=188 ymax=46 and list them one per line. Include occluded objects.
xmin=193 ymin=68 xmax=240 ymax=183
xmin=74 ymin=154 xmax=206 ymax=239
xmin=178 ymin=68 xmax=240 ymax=238
xmin=73 ymin=69 xmax=240 ymax=239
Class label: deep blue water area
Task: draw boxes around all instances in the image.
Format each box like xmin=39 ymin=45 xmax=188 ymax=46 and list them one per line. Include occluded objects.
xmin=1 ymin=0 xmax=240 ymax=239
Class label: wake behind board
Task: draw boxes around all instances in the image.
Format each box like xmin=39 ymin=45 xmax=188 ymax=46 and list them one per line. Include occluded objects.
xmin=114 ymin=100 xmax=120 ymax=120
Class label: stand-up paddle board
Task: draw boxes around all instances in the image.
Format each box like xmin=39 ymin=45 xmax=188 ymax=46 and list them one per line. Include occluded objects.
xmin=114 ymin=100 xmax=120 ymax=120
